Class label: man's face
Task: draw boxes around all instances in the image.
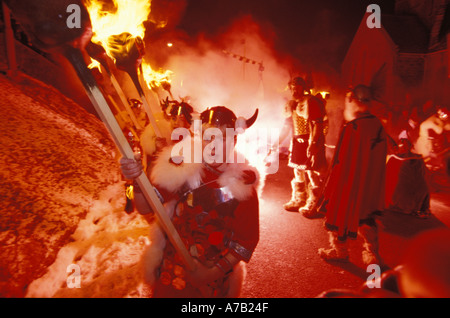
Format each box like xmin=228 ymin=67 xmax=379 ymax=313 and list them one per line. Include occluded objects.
xmin=171 ymin=114 xmax=190 ymax=130
xmin=290 ymin=84 xmax=305 ymax=100
xmin=201 ymin=125 xmax=236 ymax=168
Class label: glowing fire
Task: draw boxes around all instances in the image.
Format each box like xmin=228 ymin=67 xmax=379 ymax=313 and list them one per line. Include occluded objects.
xmin=84 ymin=0 xmax=174 ymax=89
xmin=88 ymin=58 xmax=101 ymax=71
xmin=141 ymin=62 xmax=173 ymax=89
xmin=316 ymin=91 xmax=330 ymax=100
xmin=84 ymin=0 xmax=151 ymax=57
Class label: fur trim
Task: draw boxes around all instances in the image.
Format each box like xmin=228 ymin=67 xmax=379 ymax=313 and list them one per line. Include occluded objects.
xmin=142 ymin=222 xmax=166 ymax=286
xmin=150 ymin=138 xmax=260 ymax=201
xmin=150 ymin=137 xmax=204 ymax=193
xmin=217 ymin=160 xmax=260 ymax=201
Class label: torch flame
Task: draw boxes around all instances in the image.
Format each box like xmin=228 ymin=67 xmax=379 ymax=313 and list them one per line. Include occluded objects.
xmin=88 ymin=57 xmax=101 ymax=71
xmin=84 ymin=0 xmax=151 ymax=58
xmin=142 ymin=62 xmax=173 ymax=89
xmin=84 ymin=0 xmax=174 ymax=92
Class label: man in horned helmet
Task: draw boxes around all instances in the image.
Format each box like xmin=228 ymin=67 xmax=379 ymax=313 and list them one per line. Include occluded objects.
xmin=120 ymin=106 xmax=260 ymax=297
xmin=282 ymin=76 xmax=328 ymax=217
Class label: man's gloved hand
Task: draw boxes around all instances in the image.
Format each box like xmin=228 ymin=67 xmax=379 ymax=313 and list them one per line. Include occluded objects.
xmin=119 ymin=155 xmax=144 ymax=180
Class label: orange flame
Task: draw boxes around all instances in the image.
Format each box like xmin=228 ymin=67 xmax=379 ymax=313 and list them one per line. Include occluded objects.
xmin=84 ymin=0 xmax=151 ymax=57
xmin=142 ymin=62 xmax=173 ymax=89
xmin=88 ymin=57 xmax=102 ymax=71
xmin=84 ymin=0 xmax=174 ymax=89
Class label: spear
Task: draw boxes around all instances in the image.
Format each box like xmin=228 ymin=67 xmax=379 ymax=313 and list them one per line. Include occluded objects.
xmin=3 ymin=0 xmax=195 ymax=271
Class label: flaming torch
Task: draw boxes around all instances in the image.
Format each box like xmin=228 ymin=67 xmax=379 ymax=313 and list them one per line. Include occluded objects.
xmin=86 ymin=40 xmax=143 ymax=130
xmin=84 ymin=0 xmax=163 ymax=137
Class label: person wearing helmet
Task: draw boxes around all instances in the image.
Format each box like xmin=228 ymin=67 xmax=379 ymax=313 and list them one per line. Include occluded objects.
xmin=125 ymin=98 xmax=197 ymax=214
xmin=317 ymin=85 xmax=387 ymax=266
xmin=282 ymin=76 xmax=328 ymax=217
xmin=120 ymin=106 xmax=260 ymax=297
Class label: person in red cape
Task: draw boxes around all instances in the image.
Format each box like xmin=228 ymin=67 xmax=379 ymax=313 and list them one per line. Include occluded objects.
xmin=317 ymin=85 xmax=387 ymax=266
xmin=120 ymin=106 xmax=260 ymax=298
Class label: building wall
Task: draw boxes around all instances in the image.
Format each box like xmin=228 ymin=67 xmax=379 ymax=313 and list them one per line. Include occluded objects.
xmin=343 ymin=10 xmax=449 ymax=109
xmin=341 ymin=13 xmax=398 ymax=104
xmin=396 ymin=53 xmax=426 ymax=87
xmin=424 ymin=48 xmax=450 ymax=105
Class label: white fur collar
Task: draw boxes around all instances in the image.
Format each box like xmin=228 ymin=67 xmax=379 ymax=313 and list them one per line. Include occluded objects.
xmin=150 ymin=140 xmax=259 ymax=202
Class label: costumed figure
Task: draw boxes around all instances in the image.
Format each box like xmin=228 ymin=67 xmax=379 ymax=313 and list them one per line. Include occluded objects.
xmin=317 ymin=85 xmax=387 ymax=266
xmin=415 ymin=107 xmax=450 ymax=170
xmin=139 ymin=98 xmax=196 ymax=161
xmin=125 ymin=98 xmax=196 ymax=215
xmin=281 ymin=76 xmax=328 ymax=217
xmin=397 ymin=107 xmax=421 ymax=145
xmin=120 ymin=106 xmax=260 ymax=298
xmin=385 ymin=138 xmax=431 ymax=218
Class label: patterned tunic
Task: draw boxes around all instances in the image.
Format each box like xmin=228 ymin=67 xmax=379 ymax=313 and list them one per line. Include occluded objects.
xmin=152 ymin=165 xmax=259 ymax=297
xmin=286 ymin=95 xmax=327 ymax=170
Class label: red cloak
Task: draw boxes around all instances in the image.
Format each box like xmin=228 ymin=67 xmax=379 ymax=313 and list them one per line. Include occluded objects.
xmin=319 ymin=112 xmax=387 ymax=240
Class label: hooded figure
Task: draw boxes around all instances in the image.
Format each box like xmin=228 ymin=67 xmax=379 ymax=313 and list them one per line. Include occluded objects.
xmin=120 ymin=106 xmax=260 ymax=298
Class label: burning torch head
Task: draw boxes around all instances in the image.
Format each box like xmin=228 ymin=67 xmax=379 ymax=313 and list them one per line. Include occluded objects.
xmin=108 ymin=33 xmax=145 ymax=72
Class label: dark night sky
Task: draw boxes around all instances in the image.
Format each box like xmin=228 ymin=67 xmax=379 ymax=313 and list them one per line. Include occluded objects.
xmin=176 ymin=0 xmax=396 ymax=69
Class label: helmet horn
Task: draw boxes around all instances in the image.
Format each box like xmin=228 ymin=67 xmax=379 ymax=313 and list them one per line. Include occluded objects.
xmin=245 ymin=108 xmax=259 ymax=129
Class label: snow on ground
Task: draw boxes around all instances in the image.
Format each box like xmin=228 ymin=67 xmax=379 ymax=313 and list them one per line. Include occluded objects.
xmin=0 ymin=73 xmax=153 ymax=297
